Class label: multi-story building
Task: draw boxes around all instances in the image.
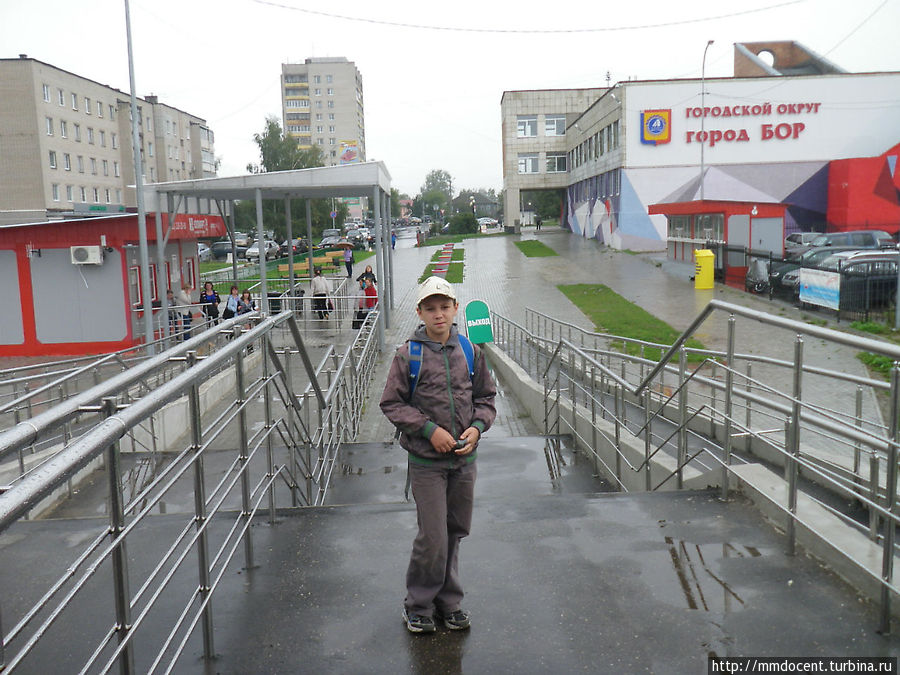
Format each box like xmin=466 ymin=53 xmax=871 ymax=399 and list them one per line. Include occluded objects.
xmin=280 ymin=57 xmax=366 ymax=167
xmin=0 ymin=55 xmax=216 ymax=225
xmin=501 ymin=42 xmax=900 ymax=256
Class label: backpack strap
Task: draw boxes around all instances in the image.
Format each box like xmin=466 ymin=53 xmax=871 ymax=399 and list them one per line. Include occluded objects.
xmin=408 ymin=336 xmax=474 ymax=396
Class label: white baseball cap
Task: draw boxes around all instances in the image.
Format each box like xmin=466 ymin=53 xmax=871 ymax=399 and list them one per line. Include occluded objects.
xmin=416 ymin=276 xmax=456 ymax=306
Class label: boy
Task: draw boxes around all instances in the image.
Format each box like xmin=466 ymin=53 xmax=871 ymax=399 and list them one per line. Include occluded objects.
xmin=380 ymin=276 xmax=496 ymax=634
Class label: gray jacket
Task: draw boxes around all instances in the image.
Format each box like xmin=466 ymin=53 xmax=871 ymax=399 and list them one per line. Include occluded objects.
xmin=380 ymin=324 xmax=496 ymax=462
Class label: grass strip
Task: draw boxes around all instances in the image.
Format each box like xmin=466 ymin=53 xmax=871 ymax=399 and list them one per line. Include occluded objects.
xmin=419 ymin=262 xmax=464 ymax=284
xmin=559 ymin=284 xmax=706 ymax=362
xmin=430 ymin=248 xmax=465 ymax=262
xmin=515 ymin=240 xmax=558 ymax=257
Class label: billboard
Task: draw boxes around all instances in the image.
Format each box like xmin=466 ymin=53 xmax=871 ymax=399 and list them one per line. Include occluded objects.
xmin=339 ymin=140 xmax=360 ymax=165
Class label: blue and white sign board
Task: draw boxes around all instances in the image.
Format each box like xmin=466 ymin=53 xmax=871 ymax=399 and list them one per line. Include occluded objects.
xmin=799 ymin=268 xmax=840 ymax=310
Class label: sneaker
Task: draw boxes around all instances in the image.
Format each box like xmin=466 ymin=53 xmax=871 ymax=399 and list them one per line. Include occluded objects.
xmin=435 ymin=609 xmax=471 ymax=630
xmin=403 ymin=607 xmax=436 ymax=634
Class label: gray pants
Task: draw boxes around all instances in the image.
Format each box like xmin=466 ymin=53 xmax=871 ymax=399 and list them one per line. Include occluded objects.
xmin=404 ymin=459 xmax=476 ymax=617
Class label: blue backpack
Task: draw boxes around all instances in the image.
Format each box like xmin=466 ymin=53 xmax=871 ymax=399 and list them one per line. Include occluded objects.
xmin=408 ymin=335 xmax=475 ymax=395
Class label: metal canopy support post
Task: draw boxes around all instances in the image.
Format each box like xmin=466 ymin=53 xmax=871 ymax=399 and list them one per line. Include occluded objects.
xmin=382 ymin=194 xmax=393 ymax=314
xmin=373 ymin=188 xmax=385 ymax=349
xmin=228 ymin=203 xmax=238 ymax=283
xmin=305 ymin=200 xmax=314 ymax=289
xmin=285 ymin=197 xmax=295 ymax=309
xmin=255 ymin=188 xmax=268 ymax=315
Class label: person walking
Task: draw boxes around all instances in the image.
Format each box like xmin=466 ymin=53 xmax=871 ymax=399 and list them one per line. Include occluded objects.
xmin=343 ymin=246 xmax=354 ymax=278
xmin=177 ymin=285 xmax=194 ymax=340
xmin=222 ymin=285 xmax=240 ymax=320
xmin=380 ymin=276 xmax=497 ymax=634
xmin=310 ymin=267 xmax=331 ymax=320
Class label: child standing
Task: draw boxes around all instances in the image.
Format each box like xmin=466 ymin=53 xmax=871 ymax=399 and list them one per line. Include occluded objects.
xmin=380 ymin=276 xmax=496 ymax=634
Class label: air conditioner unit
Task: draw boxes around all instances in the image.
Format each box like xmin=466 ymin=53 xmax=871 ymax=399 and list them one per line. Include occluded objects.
xmin=70 ymin=245 xmax=104 ymax=265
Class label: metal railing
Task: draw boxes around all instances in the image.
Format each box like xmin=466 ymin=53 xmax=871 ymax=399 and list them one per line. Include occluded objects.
xmin=495 ymin=300 xmax=900 ymax=632
xmin=0 ymin=307 xmax=380 ymax=673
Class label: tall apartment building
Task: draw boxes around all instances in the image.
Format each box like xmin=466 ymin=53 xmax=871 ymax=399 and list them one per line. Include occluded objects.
xmin=0 ymin=55 xmax=216 ymax=225
xmin=280 ymin=57 xmax=366 ymax=167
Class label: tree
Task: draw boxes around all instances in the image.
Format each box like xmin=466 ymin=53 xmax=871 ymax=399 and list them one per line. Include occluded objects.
xmin=420 ymin=169 xmax=452 ymax=197
xmin=521 ymin=189 xmax=563 ymax=220
xmin=236 ymin=116 xmax=339 ymax=242
xmin=449 ymin=211 xmax=478 ymax=235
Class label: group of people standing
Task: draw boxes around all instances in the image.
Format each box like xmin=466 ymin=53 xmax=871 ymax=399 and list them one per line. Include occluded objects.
xmin=167 ymin=281 xmax=257 ymax=340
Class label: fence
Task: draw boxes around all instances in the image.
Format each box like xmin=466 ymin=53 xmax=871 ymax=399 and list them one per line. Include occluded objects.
xmin=494 ymin=301 xmax=900 ymax=632
xmin=0 ymin=307 xmax=381 ymax=672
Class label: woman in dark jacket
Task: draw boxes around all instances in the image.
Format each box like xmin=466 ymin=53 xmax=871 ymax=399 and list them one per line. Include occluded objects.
xmin=199 ymin=281 xmax=221 ymax=325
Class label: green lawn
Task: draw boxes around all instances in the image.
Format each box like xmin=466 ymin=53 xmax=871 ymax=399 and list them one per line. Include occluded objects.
xmin=423 ymin=230 xmax=512 ymax=247
xmin=514 ymin=240 xmax=558 ymax=257
xmin=419 ymin=262 xmax=464 ymax=284
xmin=559 ymin=284 xmax=705 ymax=361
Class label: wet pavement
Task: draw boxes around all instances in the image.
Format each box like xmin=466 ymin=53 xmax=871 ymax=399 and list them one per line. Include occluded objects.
xmin=5 ymin=225 xmax=899 ymax=673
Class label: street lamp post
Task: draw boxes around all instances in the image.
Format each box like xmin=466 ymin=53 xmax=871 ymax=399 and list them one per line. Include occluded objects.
xmin=700 ymin=39 xmax=714 ymax=202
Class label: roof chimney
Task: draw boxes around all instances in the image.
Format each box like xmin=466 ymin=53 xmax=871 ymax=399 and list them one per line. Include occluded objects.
xmin=18 ymin=53 xmax=28 ymax=59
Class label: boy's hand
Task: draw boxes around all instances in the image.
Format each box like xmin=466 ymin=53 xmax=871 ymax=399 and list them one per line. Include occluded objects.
xmin=455 ymin=427 xmax=480 ymax=455
xmin=429 ymin=426 xmax=457 ymax=454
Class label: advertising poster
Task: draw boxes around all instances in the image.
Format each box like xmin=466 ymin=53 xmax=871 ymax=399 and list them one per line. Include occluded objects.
xmin=799 ymin=268 xmax=840 ymax=310
xmin=339 ymin=140 xmax=360 ymax=165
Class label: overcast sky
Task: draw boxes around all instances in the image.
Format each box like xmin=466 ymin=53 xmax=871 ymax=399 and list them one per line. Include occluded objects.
xmin=3 ymin=0 xmax=899 ymax=196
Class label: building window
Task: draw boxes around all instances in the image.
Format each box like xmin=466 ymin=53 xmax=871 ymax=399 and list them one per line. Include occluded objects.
xmin=99 ymin=130 xmax=106 ymax=147
xmin=286 ymin=99 xmax=309 ymax=108
xmin=316 ymin=101 xmax=322 ymax=109
xmin=87 ymin=127 xmax=94 ymax=144
xmin=314 ymin=75 xmax=321 ymax=84
xmin=326 ymin=74 xmax=332 ymax=83
xmin=114 ymin=161 xmax=120 ymax=177
xmin=90 ymin=158 xmax=97 ymax=175
xmin=66 ymin=185 xmax=73 ymax=201
xmin=97 ymin=100 xmax=103 ymax=117
xmin=116 ymin=189 xmax=122 ymax=203
xmin=64 ymin=153 xmax=71 ymax=171
xmin=329 ymin=125 xmax=335 ymax=133
xmin=327 ymin=88 xmax=334 ymax=96
xmin=57 ymin=88 xmax=65 ymax=106
xmin=74 ymin=124 xmax=81 ymax=142
xmin=148 ymin=142 xmax=153 ymax=156
xmin=72 ymin=93 xmax=78 ymax=110
xmin=77 ymin=156 xmax=84 ymax=173
xmin=105 ymin=188 xmax=111 ymax=203
xmin=612 ymin=120 xmax=620 ymax=148
xmin=52 ymin=183 xmax=60 ymax=201
xmin=112 ymin=132 xmax=118 ymax=149
xmin=316 ymin=113 xmax=322 ymax=121
xmin=80 ymin=186 xmax=87 ymax=202
xmin=46 ymin=117 xmax=53 ymax=135
xmin=517 ymin=153 xmax=539 ymax=174
xmin=695 ymin=213 xmax=724 ymax=241
xmin=667 ymin=214 xmax=690 ymax=238
xmin=93 ymin=187 xmax=100 ymax=203
xmin=327 ymin=101 xmax=334 ymax=109
xmin=329 ymin=138 xmax=336 ymax=145
xmin=60 ymin=120 xmax=67 ymax=138
xmin=103 ymin=159 xmax=109 ymax=176
xmin=315 ymin=88 xmax=321 ymax=96
xmin=328 ymin=113 xmax=335 ymax=120
xmin=316 ymin=125 xmax=323 ymax=133
xmin=109 ymin=104 xmax=115 ymax=120
xmin=545 ymin=115 xmax=566 ymax=136
xmin=42 ymin=84 xmax=51 ymax=102
xmin=317 ymin=138 xmax=324 ymax=145
xmin=49 ymin=150 xmax=57 ymax=169
xmin=517 ymin=116 xmax=537 ymax=138
xmin=84 ymin=97 xmax=91 ymax=114
xmin=546 ymin=153 xmax=567 ymax=173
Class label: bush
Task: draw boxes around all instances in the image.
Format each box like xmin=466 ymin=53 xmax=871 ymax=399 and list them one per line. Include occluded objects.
xmin=449 ymin=212 xmax=478 ymax=235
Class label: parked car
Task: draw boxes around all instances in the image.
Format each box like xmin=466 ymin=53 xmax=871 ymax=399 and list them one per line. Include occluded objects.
xmin=279 ymin=238 xmax=309 ymax=256
xmin=799 ymin=249 xmax=899 ymax=311
xmin=197 ymin=242 xmax=211 ymax=262
xmin=210 ymin=240 xmax=248 ymax=261
xmin=233 ymin=232 xmax=253 ymax=247
xmin=245 ymin=240 xmax=280 ymax=261
xmin=784 ymin=232 xmax=820 ymax=255
xmin=769 ymin=246 xmax=860 ymax=294
xmin=477 ymin=217 xmax=498 ymax=229
xmin=789 ymin=229 xmax=893 ymax=258
xmin=318 ymin=235 xmax=342 ymax=249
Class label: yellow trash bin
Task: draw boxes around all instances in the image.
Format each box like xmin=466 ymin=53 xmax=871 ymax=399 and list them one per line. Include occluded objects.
xmin=694 ymin=249 xmax=714 ymax=290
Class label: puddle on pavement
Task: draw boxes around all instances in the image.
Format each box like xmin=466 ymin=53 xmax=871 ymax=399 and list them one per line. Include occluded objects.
xmin=662 ymin=534 xmax=761 ymax=612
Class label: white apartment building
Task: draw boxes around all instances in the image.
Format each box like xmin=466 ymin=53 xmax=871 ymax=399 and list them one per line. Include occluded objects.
xmin=0 ymin=55 xmax=216 ymax=225
xmin=281 ymin=57 xmax=366 ymax=167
